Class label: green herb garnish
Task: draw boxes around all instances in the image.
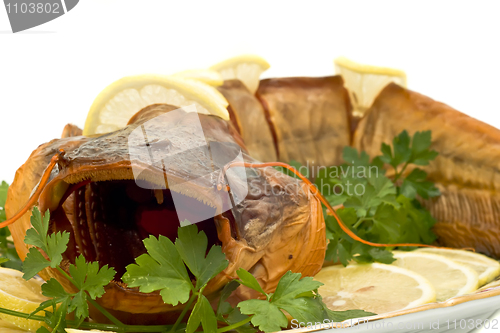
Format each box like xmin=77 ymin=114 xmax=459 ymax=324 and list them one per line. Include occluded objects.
xmin=123 ymin=223 xmax=373 ymax=333
xmin=0 ymin=208 xmax=373 ymax=332
xmin=22 ymin=207 xmax=116 ymax=332
xmin=318 ymin=130 xmax=439 ymax=265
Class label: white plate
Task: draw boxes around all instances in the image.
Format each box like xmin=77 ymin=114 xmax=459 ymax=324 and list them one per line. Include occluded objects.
xmin=288 ymin=287 xmax=500 ymax=333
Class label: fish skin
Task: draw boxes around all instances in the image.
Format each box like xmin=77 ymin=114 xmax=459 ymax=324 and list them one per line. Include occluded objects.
xmin=256 ymin=75 xmax=352 ymax=167
xmin=354 ymin=83 xmax=500 ymax=257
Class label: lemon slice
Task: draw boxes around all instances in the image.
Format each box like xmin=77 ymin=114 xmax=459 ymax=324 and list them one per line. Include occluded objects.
xmin=314 ymin=263 xmax=435 ymax=314
xmin=392 ymin=251 xmax=479 ymax=301
xmin=210 ymin=55 xmax=270 ymax=94
xmin=416 ymin=248 xmax=500 ymax=286
xmin=83 ymin=75 xmax=229 ymax=136
xmin=0 ymin=267 xmax=49 ymax=332
xmin=334 ymin=57 xmax=407 ymax=117
xmin=478 ymin=279 xmax=500 ymax=291
xmin=172 ymin=69 xmax=224 ymax=86
xmin=0 ymin=318 xmax=30 ymax=332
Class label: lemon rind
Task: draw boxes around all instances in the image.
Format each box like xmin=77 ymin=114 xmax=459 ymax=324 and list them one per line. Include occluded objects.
xmin=210 ymin=54 xmax=270 ymax=72
xmin=83 ymin=74 xmax=229 ymax=136
xmin=417 ymin=248 xmax=500 ymax=286
xmin=393 ymin=251 xmax=479 ymax=298
xmin=334 ymin=56 xmax=407 ymax=82
xmin=172 ymin=69 xmax=224 ymax=87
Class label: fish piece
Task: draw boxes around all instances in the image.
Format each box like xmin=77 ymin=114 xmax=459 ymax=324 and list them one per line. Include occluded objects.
xmin=256 ymin=76 xmax=352 ymax=167
xmin=354 ymin=83 xmax=500 ymax=257
xmin=217 ymin=79 xmax=277 ymax=162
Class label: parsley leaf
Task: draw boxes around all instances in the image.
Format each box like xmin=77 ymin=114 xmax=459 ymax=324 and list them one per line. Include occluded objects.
xmin=342 ymin=146 xmax=372 ymax=168
xmin=274 ymin=297 xmax=327 ymax=323
xmin=411 ymin=131 xmax=439 ymax=166
xmin=272 ymin=271 xmax=323 ymax=301
xmin=122 ymin=235 xmax=192 ymax=306
xmin=69 ymin=255 xmax=115 ymax=299
xmin=23 ymin=207 xmax=69 ymax=277
xmin=36 ymin=325 xmax=52 ymax=333
xmin=175 ymin=224 xmax=228 ymax=288
xmin=35 ymin=255 xmax=116 ymax=321
xmin=397 ymin=196 xmax=437 ymax=245
xmin=238 ymin=271 xmax=338 ymax=333
xmin=21 ymin=208 xmax=116 ymax=323
xmin=380 ymin=130 xmax=412 ymax=168
xmin=216 ymin=280 xmax=240 ymax=320
xmin=42 ymin=278 xmax=68 ymax=299
xmin=225 ymin=307 xmax=256 ymax=333
xmin=215 ymin=279 xmax=256 ymax=333
xmin=236 ymin=268 xmax=266 ymax=296
xmin=323 ymin=130 xmax=440 ymax=266
xmin=239 ymin=300 xmax=288 ymax=333
xmin=123 ymin=225 xmax=228 ymax=333
xmin=270 ymin=271 xmax=328 ymax=323
xmin=123 ymin=224 xmax=228 ymax=307
xmin=68 ymin=290 xmax=88 ymax=319
xmin=24 ymin=207 xmax=49 ymax=250
xmin=400 ymin=168 xmax=440 ymax=199
xmin=64 ymin=255 xmax=116 ymax=319
xmin=186 ymin=295 xmax=218 ymax=333
xmin=379 ymin=130 xmax=439 ymax=186
xmin=23 ymin=248 xmax=51 ymax=280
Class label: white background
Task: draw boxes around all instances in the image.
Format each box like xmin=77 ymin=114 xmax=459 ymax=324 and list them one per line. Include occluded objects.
xmin=1 ymin=1 xmax=500 ymax=331
xmin=1 ymin=1 xmax=500 ymax=183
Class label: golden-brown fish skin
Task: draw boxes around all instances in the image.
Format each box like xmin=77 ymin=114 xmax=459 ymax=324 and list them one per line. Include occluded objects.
xmin=256 ymin=76 xmax=352 ymax=167
xmin=217 ymin=80 xmax=277 ymax=162
xmin=61 ymin=123 xmax=83 ymax=138
xmin=6 ymin=135 xmax=89 ymax=262
xmin=354 ymin=83 xmax=500 ymax=257
xmin=5 ymin=105 xmax=325 ymax=324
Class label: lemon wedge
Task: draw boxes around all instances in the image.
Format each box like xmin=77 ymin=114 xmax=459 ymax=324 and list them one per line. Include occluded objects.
xmin=210 ymin=55 xmax=270 ymax=94
xmin=334 ymin=57 xmax=407 ymax=116
xmin=0 ymin=267 xmax=49 ymax=332
xmin=416 ymin=248 xmax=500 ymax=287
xmin=314 ymin=263 xmax=435 ymax=314
xmin=83 ymin=74 xmax=229 ymax=136
xmin=172 ymin=69 xmax=224 ymax=86
xmin=392 ymin=251 xmax=479 ymax=301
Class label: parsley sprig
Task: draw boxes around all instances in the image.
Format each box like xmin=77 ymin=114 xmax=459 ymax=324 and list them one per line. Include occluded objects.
xmin=122 ymin=223 xmax=229 ymax=333
xmin=0 ymin=208 xmax=373 ymax=332
xmin=123 ymin=223 xmax=373 ymax=333
xmin=314 ymin=130 xmax=440 ymax=265
xmin=379 ymin=130 xmax=440 ymax=199
xmin=23 ymin=207 xmax=118 ymax=332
